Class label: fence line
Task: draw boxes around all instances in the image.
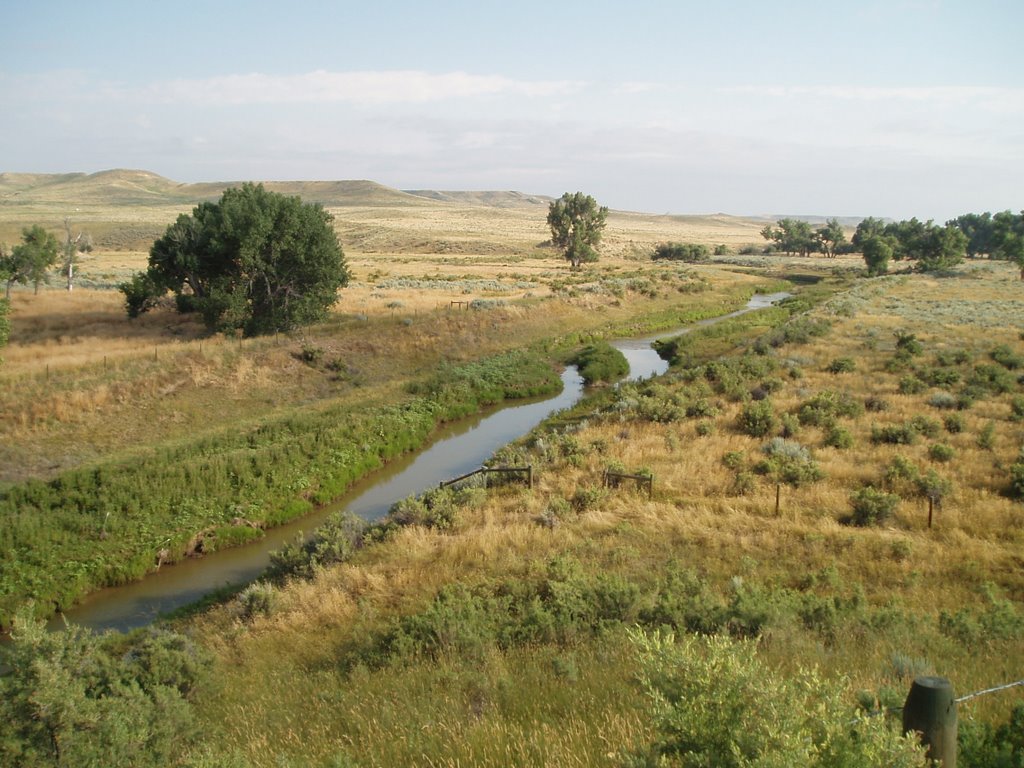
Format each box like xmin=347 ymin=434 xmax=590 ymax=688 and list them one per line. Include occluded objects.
xmin=439 ymin=465 xmax=533 ymax=490
xmin=955 ymin=678 xmax=1024 ymax=704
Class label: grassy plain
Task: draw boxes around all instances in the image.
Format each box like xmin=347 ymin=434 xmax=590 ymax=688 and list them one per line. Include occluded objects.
xmin=4 ymin=172 xmax=1023 ymax=765
xmin=184 ymin=263 xmax=1024 ymax=767
xmin=0 ymin=172 xmax=772 ymax=483
xmin=0 ymin=171 xmax=781 ymax=623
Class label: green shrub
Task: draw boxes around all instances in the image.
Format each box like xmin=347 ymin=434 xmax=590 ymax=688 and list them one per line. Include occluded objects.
xmin=865 ymin=395 xmax=889 ymax=412
xmin=652 ymin=242 xmax=710 ymax=262
xmin=977 ymin=421 xmax=996 ymax=450
xmin=928 ymin=443 xmax=956 ymax=463
xmin=737 ymin=400 xmax=777 ymax=437
xmin=872 ymin=423 xmax=918 ymax=445
xmin=908 ymin=415 xmax=941 ymax=438
xmin=780 ymin=413 xmax=801 ymax=438
xmin=755 ymin=439 xmax=823 ymax=488
xmin=300 ymin=344 xmax=324 ymax=365
xmin=568 ymin=341 xmax=629 ymax=385
xmin=571 ymin=485 xmax=607 ymax=512
xmin=968 ymin=364 xmax=1016 ymax=395
xmin=849 ymin=486 xmax=901 ymax=527
xmin=884 ymin=455 xmax=921 ymax=495
xmin=826 ymin=357 xmax=856 ymax=373
xmin=824 ymin=425 xmax=854 ymax=449
xmin=0 ymin=610 xmax=207 ymax=768
xmin=1010 ymin=396 xmax=1024 ymax=422
xmin=928 ymin=392 xmax=958 ymax=410
xmin=920 ymin=367 xmax=961 ymax=388
xmin=235 ymin=581 xmax=278 ymax=621
xmin=991 ymin=343 xmax=1024 ymax=370
xmin=627 ymin=629 xmax=926 ymax=767
xmin=894 ymin=331 xmax=924 ymax=356
xmin=1009 ymin=453 xmax=1024 ymax=500
xmin=685 ymin=398 xmax=718 ymax=418
xmin=729 ymin=471 xmax=757 ymax=496
xmin=935 ymin=349 xmax=972 ymax=367
xmin=958 ymin=704 xmax=1024 ymax=768
xmin=943 ymin=413 xmax=965 ymax=433
xmin=267 ymin=511 xmax=366 ymax=581
xmin=798 ymin=390 xmax=864 ymax=426
xmin=899 ymin=375 xmax=927 ymax=395
xmin=721 ymin=451 xmax=746 ymax=471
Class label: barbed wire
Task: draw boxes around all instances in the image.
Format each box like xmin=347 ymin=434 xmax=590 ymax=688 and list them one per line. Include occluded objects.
xmin=955 ymin=679 xmax=1024 ymax=704
xmin=857 ymin=677 xmax=1024 ymax=722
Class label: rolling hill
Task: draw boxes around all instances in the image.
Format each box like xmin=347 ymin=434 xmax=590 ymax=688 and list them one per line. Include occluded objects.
xmin=0 ymin=170 xmax=541 ymax=209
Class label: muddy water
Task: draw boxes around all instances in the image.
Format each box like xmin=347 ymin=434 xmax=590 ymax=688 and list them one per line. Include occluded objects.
xmin=53 ymin=292 xmax=789 ymax=632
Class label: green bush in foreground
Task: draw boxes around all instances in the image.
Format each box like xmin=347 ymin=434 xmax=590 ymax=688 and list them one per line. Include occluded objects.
xmin=627 ymin=629 xmax=926 ymax=767
xmin=0 ymin=610 xmax=208 ymax=768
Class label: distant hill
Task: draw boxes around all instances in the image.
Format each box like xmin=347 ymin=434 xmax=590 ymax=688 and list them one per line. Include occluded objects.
xmin=403 ymin=190 xmax=553 ymax=207
xmin=0 ymin=170 xmax=434 ymax=208
xmin=0 ymin=170 xmax=868 ymax=224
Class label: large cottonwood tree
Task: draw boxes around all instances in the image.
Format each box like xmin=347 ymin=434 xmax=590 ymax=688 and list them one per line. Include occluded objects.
xmin=121 ymin=183 xmax=350 ymax=335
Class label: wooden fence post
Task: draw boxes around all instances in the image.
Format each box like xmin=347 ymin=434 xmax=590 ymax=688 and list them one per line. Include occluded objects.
xmin=903 ymin=676 xmax=957 ymax=767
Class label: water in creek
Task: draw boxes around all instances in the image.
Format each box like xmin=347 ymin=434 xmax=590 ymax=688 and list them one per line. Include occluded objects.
xmin=52 ymin=292 xmax=790 ymax=632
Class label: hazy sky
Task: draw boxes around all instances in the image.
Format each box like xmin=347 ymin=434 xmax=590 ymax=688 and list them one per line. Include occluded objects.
xmin=2 ymin=0 xmax=1022 ymax=219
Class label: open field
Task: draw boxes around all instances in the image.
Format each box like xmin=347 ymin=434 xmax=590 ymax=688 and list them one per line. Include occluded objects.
xmin=0 ymin=171 xmax=775 ymax=483
xmin=182 ymin=261 xmax=1024 ymax=766
xmin=1 ymin=171 xmax=792 ymax=626
xmin=3 ymin=172 xmax=1023 ymax=766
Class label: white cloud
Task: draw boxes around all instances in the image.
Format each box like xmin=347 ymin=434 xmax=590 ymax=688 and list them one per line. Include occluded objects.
xmin=135 ymin=70 xmax=585 ymax=105
xmin=614 ymin=81 xmax=664 ymax=95
xmin=724 ymin=84 xmax=1024 ymax=111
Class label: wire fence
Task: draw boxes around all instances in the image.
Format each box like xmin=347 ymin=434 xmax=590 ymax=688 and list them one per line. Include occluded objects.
xmin=861 ymin=677 xmax=1024 ymax=722
xmin=955 ymin=678 xmax=1024 ymax=705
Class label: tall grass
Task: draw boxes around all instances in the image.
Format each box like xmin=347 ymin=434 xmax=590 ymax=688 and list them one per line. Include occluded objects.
xmin=178 ymin=265 xmax=1024 ymax=766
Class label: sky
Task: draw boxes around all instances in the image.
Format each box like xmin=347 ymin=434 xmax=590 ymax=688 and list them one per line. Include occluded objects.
xmin=2 ymin=0 xmax=1022 ymax=220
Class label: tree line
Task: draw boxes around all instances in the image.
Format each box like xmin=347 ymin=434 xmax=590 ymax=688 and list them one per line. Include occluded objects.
xmin=758 ymin=211 xmax=1024 ymax=277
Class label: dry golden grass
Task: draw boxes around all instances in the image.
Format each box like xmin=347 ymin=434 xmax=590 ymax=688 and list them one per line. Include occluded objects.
xmin=1 ymin=189 xmax=776 ymax=483
xmin=180 ymin=262 xmax=1023 ymax=766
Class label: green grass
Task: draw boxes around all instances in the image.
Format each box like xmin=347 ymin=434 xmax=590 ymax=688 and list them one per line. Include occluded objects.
xmin=0 ymin=348 xmax=561 ymax=627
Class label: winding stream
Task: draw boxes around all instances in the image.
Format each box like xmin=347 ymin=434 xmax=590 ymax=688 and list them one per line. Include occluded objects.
xmin=53 ymin=292 xmax=789 ymax=632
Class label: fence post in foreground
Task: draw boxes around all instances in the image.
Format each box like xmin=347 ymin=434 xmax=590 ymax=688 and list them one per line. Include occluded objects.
xmin=903 ymin=676 xmax=957 ymax=767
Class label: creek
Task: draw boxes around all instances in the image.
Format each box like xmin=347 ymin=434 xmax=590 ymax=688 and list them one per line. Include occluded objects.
xmin=52 ymin=292 xmax=790 ymax=632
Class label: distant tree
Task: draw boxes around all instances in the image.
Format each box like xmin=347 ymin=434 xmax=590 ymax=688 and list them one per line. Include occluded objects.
xmin=61 ymin=217 xmax=93 ymax=291
xmin=815 ymin=218 xmax=846 ymax=258
xmin=547 ymin=192 xmax=608 ymax=268
xmin=652 ymin=242 xmax=709 ymax=262
xmin=120 ymin=183 xmax=350 ymax=335
xmin=760 ymin=219 xmax=816 ymax=256
xmin=915 ymin=222 xmax=967 ymax=272
xmin=950 ymin=212 xmax=995 ymax=258
xmin=861 ymin=235 xmax=894 ymax=276
xmin=851 ymin=216 xmax=886 ymax=251
xmin=991 ymin=210 xmax=1024 ymax=279
xmin=2 ymin=225 xmax=60 ymax=298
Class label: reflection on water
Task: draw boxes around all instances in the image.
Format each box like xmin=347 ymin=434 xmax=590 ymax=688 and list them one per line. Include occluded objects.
xmin=53 ymin=293 xmax=789 ymax=632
